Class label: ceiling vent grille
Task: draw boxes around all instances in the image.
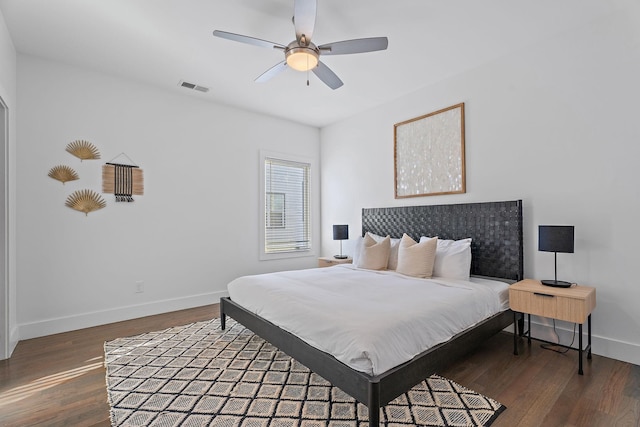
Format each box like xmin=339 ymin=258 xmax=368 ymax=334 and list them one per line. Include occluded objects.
xmin=178 ymin=80 xmax=210 ymax=93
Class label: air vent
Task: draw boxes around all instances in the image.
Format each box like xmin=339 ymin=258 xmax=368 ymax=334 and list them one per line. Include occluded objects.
xmin=178 ymin=80 xmax=210 ymax=93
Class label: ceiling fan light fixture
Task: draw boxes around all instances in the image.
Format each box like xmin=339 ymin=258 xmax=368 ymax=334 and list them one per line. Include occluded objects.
xmin=212 ymin=0 xmax=388 ymax=89
xmin=285 ymin=45 xmax=319 ymax=71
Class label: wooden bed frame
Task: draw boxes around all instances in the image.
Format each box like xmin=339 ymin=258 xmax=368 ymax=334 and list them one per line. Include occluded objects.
xmin=220 ymin=200 xmax=523 ymax=425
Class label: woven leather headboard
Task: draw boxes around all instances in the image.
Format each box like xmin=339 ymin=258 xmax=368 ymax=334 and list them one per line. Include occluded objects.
xmin=362 ymin=200 xmax=523 ymax=281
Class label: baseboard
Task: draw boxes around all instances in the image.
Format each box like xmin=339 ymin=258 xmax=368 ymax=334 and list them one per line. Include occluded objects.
xmin=521 ymin=318 xmax=640 ymax=366
xmin=0 ymin=325 xmax=20 ymax=360
xmin=17 ymin=291 xmax=229 ymax=341
xmin=9 ymin=325 xmax=19 ymax=355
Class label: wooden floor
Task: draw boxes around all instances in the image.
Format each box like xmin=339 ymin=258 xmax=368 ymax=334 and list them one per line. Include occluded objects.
xmin=0 ymin=305 xmax=638 ymax=427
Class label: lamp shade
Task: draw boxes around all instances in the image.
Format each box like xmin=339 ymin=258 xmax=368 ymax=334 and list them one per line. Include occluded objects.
xmin=539 ymin=225 xmax=574 ymax=253
xmin=333 ymin=224 xmax=349 ymax=241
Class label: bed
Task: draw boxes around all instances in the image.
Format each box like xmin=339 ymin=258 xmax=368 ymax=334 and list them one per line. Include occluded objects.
xmin=220 ymin=200 xmax=523 ymax=425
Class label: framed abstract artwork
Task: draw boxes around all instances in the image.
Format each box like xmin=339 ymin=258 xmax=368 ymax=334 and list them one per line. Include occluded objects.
xmin=394 ymin=103 xmax=466 ymax=198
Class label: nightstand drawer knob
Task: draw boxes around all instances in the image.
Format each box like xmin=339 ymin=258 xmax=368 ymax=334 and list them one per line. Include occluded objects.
xmin=534 ymin=292 xmax=555 ymax=298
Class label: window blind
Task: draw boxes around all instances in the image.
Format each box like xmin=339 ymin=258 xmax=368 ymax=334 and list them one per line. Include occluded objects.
xmin=264 ymin=157 xmax=311 ymax=254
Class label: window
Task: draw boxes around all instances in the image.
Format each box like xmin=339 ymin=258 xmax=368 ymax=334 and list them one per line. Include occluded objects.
xmin=261 ymin=153 xmax=311 ymax=257
xmin=266 ymin=193 xmax=285 ymax=229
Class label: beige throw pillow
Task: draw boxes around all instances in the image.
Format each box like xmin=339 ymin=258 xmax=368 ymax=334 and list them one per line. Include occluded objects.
xmin=396 ymin=234 xmax=438 ymax=278
xmin=369 ymin=233 xmax=401 ymax=270
xmin=356 ymin=233 xmax=391 ymax=270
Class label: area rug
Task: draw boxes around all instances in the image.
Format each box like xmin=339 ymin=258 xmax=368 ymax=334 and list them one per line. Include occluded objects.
xmin=105 ymin=318 xmax=505 ymax=426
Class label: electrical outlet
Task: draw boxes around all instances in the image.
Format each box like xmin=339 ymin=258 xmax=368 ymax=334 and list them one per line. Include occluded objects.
xmin=135 ymin=280 xmax=144 ymax=293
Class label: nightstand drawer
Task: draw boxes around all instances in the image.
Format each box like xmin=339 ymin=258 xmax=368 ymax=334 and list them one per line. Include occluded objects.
xmin=509 ymin=282 xmax=595 ymax=324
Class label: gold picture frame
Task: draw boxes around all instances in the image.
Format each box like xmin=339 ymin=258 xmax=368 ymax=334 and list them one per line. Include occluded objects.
xmin=394 ymin=103 xmax=465 ymax=198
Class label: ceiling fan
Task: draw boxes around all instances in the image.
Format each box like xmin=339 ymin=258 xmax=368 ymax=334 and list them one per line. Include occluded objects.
xmin=212 ymin=0 xmax=388 ymax=90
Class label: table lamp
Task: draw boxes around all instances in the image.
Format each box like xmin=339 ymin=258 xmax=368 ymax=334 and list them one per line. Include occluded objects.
xmin=538 ymin=225 xmax=574 ymax=288
xmin=332 ymin=224 xmax=349 ymax=259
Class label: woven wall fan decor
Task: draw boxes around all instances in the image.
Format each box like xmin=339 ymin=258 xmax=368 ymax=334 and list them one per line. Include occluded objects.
xmin=65 ymin=189 xmax=106 ymax=216
xmin=102 ymin=153 xmax=144 ymax=202
xmin=48 ymin=165 xmax=79 ymax=184
xmin=66 ymin=140 xmax=101 ymax=161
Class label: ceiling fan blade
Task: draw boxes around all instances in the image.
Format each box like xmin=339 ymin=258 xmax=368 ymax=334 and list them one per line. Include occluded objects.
xmin=312 ymin=61 xmax=343 ymax=90
xmin=318 ymin=37 xmax=388 ymax=55
xmin=293 ymin=0 xmax=316 ymax=43
xmin=255 ymin=61 xmax=289 ymax=83
xmin=213 ymin=30 xmax=285 ymax=50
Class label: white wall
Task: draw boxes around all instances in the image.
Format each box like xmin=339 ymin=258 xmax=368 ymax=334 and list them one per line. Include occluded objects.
xmin=0 ymin=7 xmax=17 ymax=358
xmin=321 ymin=5 xmax=640 ymax=365
xmin=16 ymin=55 xmax=320 ymax=339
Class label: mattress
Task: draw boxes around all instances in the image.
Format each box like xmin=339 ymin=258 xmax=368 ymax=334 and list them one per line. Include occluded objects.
xmin=227 ymin=264 xmax=509 ymax=376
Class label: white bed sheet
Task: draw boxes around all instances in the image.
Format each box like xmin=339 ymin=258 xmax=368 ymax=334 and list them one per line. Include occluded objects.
xmin=227 ymin=265 xmax=509 ymax=376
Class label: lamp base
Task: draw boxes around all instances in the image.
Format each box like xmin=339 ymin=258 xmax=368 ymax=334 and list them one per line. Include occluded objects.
xmin=541 ymin=279 xmax=573 ymax=288
xmin=334 ymin=255 xmax=348 ymax=259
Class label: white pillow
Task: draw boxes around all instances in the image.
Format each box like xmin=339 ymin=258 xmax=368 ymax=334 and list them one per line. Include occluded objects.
xmin=355 ymin=233 xmax=391 ymax=270
xmin=351 ymin=236 xmax=364 ymax=264
xmin=369 ymin=233 xmax=401 ymax=270
xmin=396 ymin=234 xmax=438 ymax=278
xmin=421 ymin=237 xmax=472 ymax=280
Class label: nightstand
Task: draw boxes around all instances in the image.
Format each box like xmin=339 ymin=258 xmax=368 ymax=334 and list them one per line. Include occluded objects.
xmin=318 ymin=257 xmax=352 ymax=268
xmin=510 ymin=279 xmax=596 ymax=375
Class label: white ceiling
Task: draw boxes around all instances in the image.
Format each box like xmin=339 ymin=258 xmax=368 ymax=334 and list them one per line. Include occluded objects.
xmin=0 ymin=0 xmax=616 ymax=127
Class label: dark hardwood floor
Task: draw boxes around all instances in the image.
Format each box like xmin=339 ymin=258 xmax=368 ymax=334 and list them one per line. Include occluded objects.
xmin=0 ymin=305 xmax=638 ymax=426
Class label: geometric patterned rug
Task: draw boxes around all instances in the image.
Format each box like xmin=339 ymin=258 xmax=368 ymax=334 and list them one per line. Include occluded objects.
xmin=104 ymin=318 xmax=505 ymax=426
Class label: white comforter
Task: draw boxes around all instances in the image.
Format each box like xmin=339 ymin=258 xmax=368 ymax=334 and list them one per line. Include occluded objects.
xmin=227 ymin=264 xmax=509 ymax=376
